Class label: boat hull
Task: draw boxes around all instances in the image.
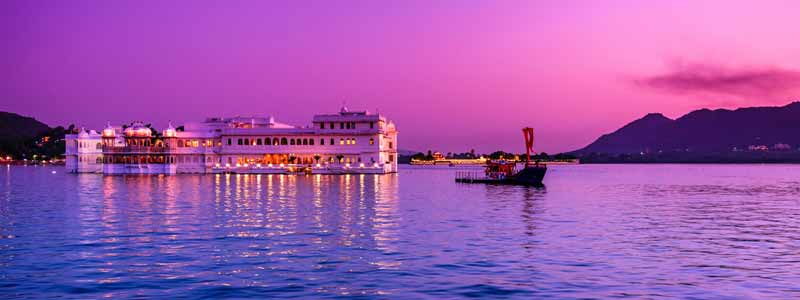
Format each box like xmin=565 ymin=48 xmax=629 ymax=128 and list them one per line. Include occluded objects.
xmin=455 ymin=166 xmax=547 ymax=186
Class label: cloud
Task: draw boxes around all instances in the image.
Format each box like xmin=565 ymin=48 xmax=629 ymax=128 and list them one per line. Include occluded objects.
xmin=637 ymin=62 xmax=800 ymax=100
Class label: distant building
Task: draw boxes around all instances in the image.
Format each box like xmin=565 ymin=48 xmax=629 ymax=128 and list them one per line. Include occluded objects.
xmin=748 ymin=145 xmax=769 ymax=151
xmin=65 ymin=108 xmax=398 ymax=174
xmin=432 ymin=152 xmax=445 ymax=160
xmin=773 ymin=143 xmax=792 ymax=151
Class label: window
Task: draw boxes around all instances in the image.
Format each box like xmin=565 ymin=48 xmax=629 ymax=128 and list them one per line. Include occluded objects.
xmin=330 ymin=138 xmax=334 ymax=145
xmin=340 ymin=138 xmax=344 ymax=145
xmin=237 ymin=139 xmax=243 ymax=145
xmin=290 ymin=139 xmax=295 ymax=145
xmin=329 ymin=123 xmax=334 ymax=129
xmin=340 ymin=123 xmax=344 ymax=129
xmin=244 ymin=138 xmax=249 ymax=145
xmin=369 ymin=138 xmax=374 ymax=145
xmin=370 ymin=122 xmax=374 ymax=129
xmin=320 ymin=139 xmax=324 ymax=145
xmin=320 ymin=123 xmax=325 ymax=129
xmin=352 ymin=138 xmax=356 ymax=145
xmin=281 ymin=138 xmax=287 ymax=145
xmin=346 ymin=123 xmax=350 ymax=129
xmin=178 ymin=140 xmax=184 ymax=147
xmin=389 ymin=142 xmax=393 ymax=149
xmin=227 ymin=138 xmax=231 ymax=145
xmin=310 ymin=139 xmax=314 ymax=145
xmin=256 ymin=138 xmax=262 ymax=145
xmin=273 ymin=138 xmax=279 ymax=145
xmin=302 ymin=139 xmax=308 ymax=145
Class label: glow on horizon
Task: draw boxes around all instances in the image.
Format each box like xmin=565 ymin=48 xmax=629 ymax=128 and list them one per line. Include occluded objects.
xmin=1 ymin=0 xmax=799 ymax=153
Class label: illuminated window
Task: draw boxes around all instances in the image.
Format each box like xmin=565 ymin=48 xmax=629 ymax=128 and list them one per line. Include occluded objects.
xmin=369 ymin=138 xmax=374 ymax=145
xmin=352 ymin=138 xmax=356 ymax=145
xmin=339 ymin=138 xmax=344 ymax=145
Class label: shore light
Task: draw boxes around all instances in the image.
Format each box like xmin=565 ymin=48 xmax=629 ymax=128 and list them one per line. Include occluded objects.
xmin=215 ymin=163 xmax=220 ymax=167
xmin=359 ymin=163 xmax=364 ymax=168
xmin=225 ymin=163 xmax=231 ymax=168
xmin=345 ymin=163 xmax=350 ymax=168
xmin=236 ymin=163 xmax=241 ymax=167
xmin=373 ymin=163 xmax=379 ymax=168
xmin=316 ymin=163 xmax=321 ymax=168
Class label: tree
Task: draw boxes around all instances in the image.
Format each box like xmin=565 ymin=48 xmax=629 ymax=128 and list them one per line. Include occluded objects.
xmin=314 ymin=155 xmax=321 ymax=163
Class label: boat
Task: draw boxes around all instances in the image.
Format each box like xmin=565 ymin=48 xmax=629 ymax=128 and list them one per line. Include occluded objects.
xmin=455 ymin=127 xmax=547 ymax=186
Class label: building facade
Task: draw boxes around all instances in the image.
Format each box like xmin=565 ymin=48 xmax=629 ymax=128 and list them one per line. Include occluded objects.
xmin=65 ymin=108 xmax=398 ymax=174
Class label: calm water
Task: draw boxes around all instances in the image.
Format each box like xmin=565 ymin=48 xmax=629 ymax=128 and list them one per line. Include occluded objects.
xmin=1 ymin=164 xmax=800 ymax=299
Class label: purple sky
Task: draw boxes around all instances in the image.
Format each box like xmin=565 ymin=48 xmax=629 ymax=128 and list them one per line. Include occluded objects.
xmin=2 ymin=1 xmax=799 ymax=153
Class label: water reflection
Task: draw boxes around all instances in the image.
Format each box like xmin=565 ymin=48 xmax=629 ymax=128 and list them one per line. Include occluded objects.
xmin=3 ymin=165 xmax=800 ymax=299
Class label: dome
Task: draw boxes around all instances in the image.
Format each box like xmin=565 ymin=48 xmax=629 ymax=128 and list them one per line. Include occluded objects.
xmin=102 ymin=122 xmax=116 ymax=137
xmin=124 ymin=122 xmax=152 ymax=137
xmin=163 ymin=122 xmax=177 ymax=138
xmin=78 ymin=128 xmax=89 ymax=138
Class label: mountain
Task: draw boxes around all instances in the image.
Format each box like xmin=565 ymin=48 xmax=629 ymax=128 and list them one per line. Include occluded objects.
xmin=0 ymin=112 xmax=51 ymax=140
xmin=573 ymin=102 xmax=800 ymax=159
xmin=0 ymin=112 xmax=66 ymax=159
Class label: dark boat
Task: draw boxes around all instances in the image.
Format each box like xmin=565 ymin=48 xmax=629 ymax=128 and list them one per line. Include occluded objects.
xmin=455 ymin=127 xmax=547 ymax=186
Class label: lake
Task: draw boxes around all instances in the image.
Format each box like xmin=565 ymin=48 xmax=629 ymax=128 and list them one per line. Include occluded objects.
xmin=1 ymin=164 xmax=799 ymax=299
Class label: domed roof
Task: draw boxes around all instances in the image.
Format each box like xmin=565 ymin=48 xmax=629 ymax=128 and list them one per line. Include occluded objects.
xmin=102 ymin=122 xmax=116 ymax=137
xmin=78 ymin=128 xmax=89 ymax=138
xmin=124 ymin=122 xmax=152 ymax=137
xmin=163 ymin=122 xmax=177 ymax=138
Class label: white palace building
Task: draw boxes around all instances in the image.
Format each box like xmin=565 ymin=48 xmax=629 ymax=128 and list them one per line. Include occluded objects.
xmin=65 ymin=107 xmax=398 ymax=175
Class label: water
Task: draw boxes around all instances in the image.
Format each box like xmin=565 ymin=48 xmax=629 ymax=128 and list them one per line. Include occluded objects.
xmin=1 ymin=164 xmax=800 ymax=299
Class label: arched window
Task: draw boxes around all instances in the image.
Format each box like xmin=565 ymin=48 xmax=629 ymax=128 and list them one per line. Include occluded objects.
xmin=320 ymin=139 xmax=325 ymax=145
xmin=302 ymin=139 xmax=308 ymax=145
xmin=369 ymin=138 xmax=374 ymax=145
xmin=290 ymin=139 xmax=295 ymax=145
xmin=339 ymin=138 xmax=344 ymax=145
xmin=237 ymin=139 xmax=243 ymax=145
xmin=309 ymin=139 xmax=314 ymax=146
xmin=244 ymin=138 xmax=249 ymax=145
xmin=256 ymin=138 xmax=262 ymax=145
xmin=281 ymin=138 xmax=288 ymax=145
xmin=330 ymin=138 xmax=334 ymax=145
xmin=273 ymin=138 xmax=279 ymax=145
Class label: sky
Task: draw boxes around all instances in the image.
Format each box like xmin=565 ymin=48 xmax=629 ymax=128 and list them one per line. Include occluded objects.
xmin=2 ymin=0 xmax=800 ymax=153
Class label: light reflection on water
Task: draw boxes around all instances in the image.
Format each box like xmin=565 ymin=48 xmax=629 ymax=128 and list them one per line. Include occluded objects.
xmin=1 ymin=164 xmax=800 ymax=299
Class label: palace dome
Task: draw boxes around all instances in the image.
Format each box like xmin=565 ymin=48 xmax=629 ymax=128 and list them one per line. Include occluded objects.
xmin=163 ymin=122 xmax=177 ymax=138
xmin=102 ymin=123 xmax=116 ymax=137
xmin=124 ymin=122 xmax=151 ymax=137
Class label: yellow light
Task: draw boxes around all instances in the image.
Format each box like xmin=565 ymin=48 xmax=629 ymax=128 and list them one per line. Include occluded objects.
xmin=316 ymin=163 xmax=321 ymax=167
xmin=256 ymin=163 xmax=261 ymax=168
xmin=215 ymin=163 xmax=220 ymax=167
xmin=226 ymin=163 xmax=231 ymax=168
xmin=279 ymin=163 xmax=284 ymax=167
xmin=243 ymin=163 xmax=248 ymax=167
xmin=268 ymin=163 xmax=273 ymax=168
xmin=359 ymin=163 xmax=364 ymax=168
xmin=373 ymin=163 xmax=379 ymax=167
xmin=236 ymin=163 xmax=241 ymax=167
xmin=345 ymin=163 xmax=350 ymax=168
